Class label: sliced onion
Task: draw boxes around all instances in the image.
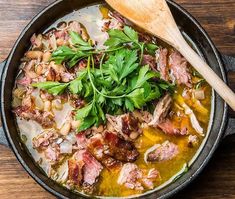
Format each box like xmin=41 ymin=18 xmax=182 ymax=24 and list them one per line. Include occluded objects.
xmin=60 ymin=141 xmax=72 ymax=154
xmin=66 ymin=132 xmax=77 ymax=145
xmin=193 ymin=89 xmax=205 ymax=100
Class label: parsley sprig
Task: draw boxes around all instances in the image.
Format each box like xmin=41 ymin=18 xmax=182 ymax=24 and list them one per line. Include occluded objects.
xmin=32 ymin=26 xmax=174 ymax=132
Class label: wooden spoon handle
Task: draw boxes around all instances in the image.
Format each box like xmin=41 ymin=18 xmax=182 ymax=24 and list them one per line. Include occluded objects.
xmin=178 ymin=38 xmax=235 ymax=110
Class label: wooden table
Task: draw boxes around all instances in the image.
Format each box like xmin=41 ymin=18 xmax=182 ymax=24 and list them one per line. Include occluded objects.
xmin=0 ymin=0 xmax=234 ymax=198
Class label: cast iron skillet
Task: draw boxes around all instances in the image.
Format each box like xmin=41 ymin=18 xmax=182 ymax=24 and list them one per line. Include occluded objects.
xmin=0 ymin=0 xmax=235 ymax=198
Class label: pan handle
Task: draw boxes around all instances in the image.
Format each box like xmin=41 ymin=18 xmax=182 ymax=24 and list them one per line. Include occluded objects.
xmin=222 ymin=55 xmax=235 ymax=138
xmin=0 ymin=60 xmax=10 ymax=147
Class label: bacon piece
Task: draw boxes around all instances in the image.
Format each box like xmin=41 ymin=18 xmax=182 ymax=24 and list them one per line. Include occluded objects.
xmin=87 ymin=132 xmax=139 ymax=169
xmin=76 ymin=133 xmax=88 ymax=149
xmin=68 ymin=150 xmax=103 ymax=193
xmin=87 ymin=134 xmax=121 ymax=169
xmin=103 ymin=132 xmax=139 ymax=162
xmin=68 ymin=158 xmax=84 ymax=185
xmin=169 ymin=51 xmax=192 ymax=87
xmin=117 ymin=163 xmax=159 ymax=190
xmin=145 ymin=141 xmax=179 ymax=162
xmin=157 ymin=48 xmax=168 ymax=80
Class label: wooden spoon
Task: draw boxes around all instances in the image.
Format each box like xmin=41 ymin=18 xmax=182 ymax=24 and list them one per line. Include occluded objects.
xmin=105 ymin=0 xmax=235 ymax=110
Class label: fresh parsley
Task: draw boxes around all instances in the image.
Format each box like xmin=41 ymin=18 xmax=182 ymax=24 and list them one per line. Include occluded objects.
xmin=32 ymin=26 xmax=174 ymax=132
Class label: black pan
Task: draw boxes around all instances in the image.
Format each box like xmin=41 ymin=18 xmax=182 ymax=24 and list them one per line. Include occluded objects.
xmin=0 ymin=0 xmax=235 ymax=198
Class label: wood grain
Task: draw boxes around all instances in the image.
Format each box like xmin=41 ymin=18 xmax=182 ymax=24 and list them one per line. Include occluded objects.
xmin=0 ymin=0 xmax=234 ymax=199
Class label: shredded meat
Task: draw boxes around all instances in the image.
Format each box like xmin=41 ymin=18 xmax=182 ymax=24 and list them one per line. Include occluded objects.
xmin=142 ymin=54 xmax=156 ymax=71
xmin=158 ymin=119 xmax=188 ymax=136
xmin=169 ymin=51 xmax=192 ymax=87
xmin=117 ymin=163 xmax=160 ymax=190
xmin=148 ymin=93 xmax=172 ymax=127
xmin=14 ymin=106 xmax=55 ymax=128
xmin=33 ymin=129 xmax=58 ymax=149
xmin=157 ymin=48 xmax=168 ymax=80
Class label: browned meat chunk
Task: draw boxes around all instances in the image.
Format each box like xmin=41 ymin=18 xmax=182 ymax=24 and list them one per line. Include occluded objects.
xmin=68 ymin=150 xmax=103 ymax=193
xmin=169 ymin=51 xmax=192 ymax=87
xmin=87 ymin=132 xmax=139 ymax=168
xmin=103 ymin=132 xmax=139 ymax=162
xmin=106 ymin=113 xmax=142 ymax=141
xmin=148 ymin=93 xmax=172 ymax=127
xmin=87 ymin=134 xmax=121 ymax=169
xmin=117 ymin=163 xmax=160 ymax=190
xmin=144 ymin=141 xmax=179 ymax=162
xmin=157 ymin=48 xmax=168 ymax=80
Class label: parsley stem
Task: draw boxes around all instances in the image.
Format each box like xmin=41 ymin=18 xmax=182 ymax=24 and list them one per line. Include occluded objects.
xmin=100 ymin=53 xmax=106 ymax=80
xmin=87 ymin=56 xmax=127 ymax=99
xmin=138 ymin=43 xmax=145 ymax=65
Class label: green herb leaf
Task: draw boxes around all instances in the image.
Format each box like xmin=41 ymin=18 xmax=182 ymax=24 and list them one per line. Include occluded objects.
xmin=78 ymin=116 xmax=97 ymax=132
xmin=75 ymin=103 xmax=93 ymax=120
xmin=69 ymin=31 xmax=90 ymax=46
xmin=32 ymin=81 xmax=69 ymax=95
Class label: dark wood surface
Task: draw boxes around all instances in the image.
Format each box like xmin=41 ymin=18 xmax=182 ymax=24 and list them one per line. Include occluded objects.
xmin=0 ymin=0 xmax=235 ymax=198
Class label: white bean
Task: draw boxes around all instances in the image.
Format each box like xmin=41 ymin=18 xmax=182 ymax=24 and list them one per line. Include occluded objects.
xmin=26 ymin=51 xmax=43 ymax=60
xmin=52 ymin=99 xmax=63 ymax=110
xmin=71 ymin=120 xmax=80 ymax=130
xmin=42 ymin=52 xmax=51 ymax=62
xmin=60 ymin=122 xmax=71 ymax=136
xmin=44 ymin=100 xmax=51 ymax=112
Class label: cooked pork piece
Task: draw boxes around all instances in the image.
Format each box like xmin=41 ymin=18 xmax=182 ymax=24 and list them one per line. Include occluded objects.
xmin=158 ymin=119 xmax=188 ymax=136
xmin=44 ymin=145 xmax=60 ymax=164
xmin=87 ymin=134 xmax=121 ymax=169
xmin=169 ymin=51 xmax=192 ymax=87
xmin=144 ymin=141 xmax=179 ymax=162
xmin=14 ymin=106 xmax=55 ymax=128
xmin=68 ymin=150 xmax=103 ymax=193
xmin=148 ymin=93 xmax=172 ymax=127
xmin=33 ymin=129 xmax=58 ymax=149
xmin=188 ymin=135 xmax=199 ymax=148
xmin=157 ymin=48 xmax=168 ymax=80
xmin=142 ymin=54 xmax=156 ymax=71
xmin=106 ymin=113 xmax=142 ymax=141
xmin=117 ymin=163 xmax=159 ymax=190
xmin=76 ymin=132 xmax=88 ymax=149
xmin=133 ymin=110 xmax=153 ymax=124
